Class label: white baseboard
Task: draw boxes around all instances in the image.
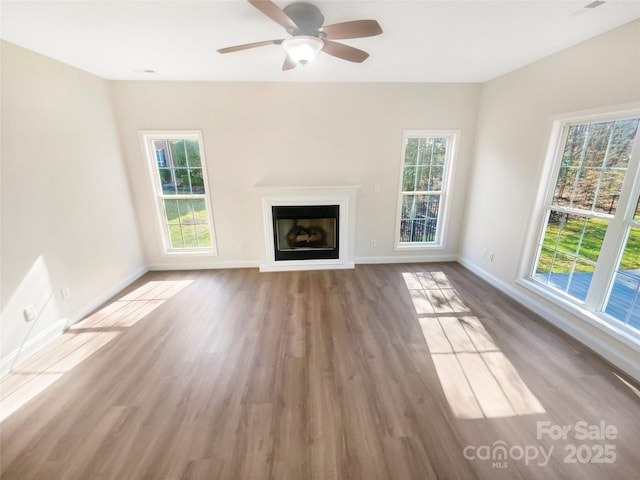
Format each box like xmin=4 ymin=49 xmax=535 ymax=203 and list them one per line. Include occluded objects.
xmin=147 ymin=260 xmax=260 ymax=271
xmin=355 ymin=254 xmax=457 ymax=264
xmin=0 ymin=318 xmax=67 ymax=377
xmin=65 ymin=265 xmax=149 ymax=328
xmin=0 ymin=265 xmax=149 ymax=378
xmin=151 ymin=256 xmax=460 ymax=270
xmin=457 ymin=256 xmax=640 ymax=382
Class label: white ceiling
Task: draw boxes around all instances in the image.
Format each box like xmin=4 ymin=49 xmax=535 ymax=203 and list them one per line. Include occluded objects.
xmin=1 ymin=0 xmax=639 ymax=82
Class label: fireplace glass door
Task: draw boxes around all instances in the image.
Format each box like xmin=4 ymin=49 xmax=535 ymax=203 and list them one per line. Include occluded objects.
xmin=272 ymin=205 xmax=339 ymax=261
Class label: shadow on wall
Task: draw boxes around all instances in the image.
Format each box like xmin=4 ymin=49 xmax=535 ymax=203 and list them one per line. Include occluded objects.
xmin=0 ymin=277 xmax=194 ymax=422
xmin=0 ymin=255 xmax=64 ymax=376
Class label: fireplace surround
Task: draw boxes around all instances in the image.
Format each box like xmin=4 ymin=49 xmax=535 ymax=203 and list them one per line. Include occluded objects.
xmin=255 ymin=184 xmax=358 ymax=272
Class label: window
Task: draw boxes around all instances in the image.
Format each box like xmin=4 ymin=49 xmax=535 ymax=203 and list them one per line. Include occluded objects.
xmin=141 ymin=132 xmax=217 ymax=254
xmin=395 ymin=131 xmax=456 ymax=248
xmin=531 ymin=112 xmax=640 ymax=334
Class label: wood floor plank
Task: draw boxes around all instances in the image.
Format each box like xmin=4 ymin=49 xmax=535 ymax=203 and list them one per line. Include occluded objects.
xmin=1 ymin=263 xmax=639 ymax=479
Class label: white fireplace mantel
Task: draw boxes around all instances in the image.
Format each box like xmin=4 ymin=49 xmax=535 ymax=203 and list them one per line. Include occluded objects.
xmin=254 ymin=183 xmax=359 ymax=272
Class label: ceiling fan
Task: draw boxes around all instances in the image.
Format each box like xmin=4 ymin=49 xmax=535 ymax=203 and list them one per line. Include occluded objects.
xmin=217 ymin=0 xmax=383 ymax=70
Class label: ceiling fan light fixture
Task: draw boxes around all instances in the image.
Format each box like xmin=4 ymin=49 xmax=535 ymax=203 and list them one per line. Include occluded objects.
xmin=282 ymin=36 xmax=324 ymax=64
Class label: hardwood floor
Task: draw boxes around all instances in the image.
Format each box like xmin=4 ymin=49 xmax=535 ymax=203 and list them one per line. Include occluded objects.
xmin=1 ymin=263 xmax=639 ymax=479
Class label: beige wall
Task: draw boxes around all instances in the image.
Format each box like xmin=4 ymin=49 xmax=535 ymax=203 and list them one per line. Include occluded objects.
xmin=0 ymin=41 xmax=144 ymax=370
xmin=110 ymin=82 xmax=480 ymax=268
xmin=459 ymin=20 xmax=640 ymax=377
xmin=2 ymin=19 xmax=639 ymax=378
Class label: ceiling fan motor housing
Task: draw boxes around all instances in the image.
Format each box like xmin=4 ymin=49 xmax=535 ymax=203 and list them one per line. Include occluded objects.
xmin=283 ymin=2 xmax=325 ymax=36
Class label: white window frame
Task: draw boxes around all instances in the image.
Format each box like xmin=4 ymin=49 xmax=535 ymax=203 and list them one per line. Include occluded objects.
xmin=394 ymin=130 xmax=458 ymax=250
xmin=140 ymin=130 xmax=217 ymax=255
xmin=520 ymin=105 xmax=640 ymax=343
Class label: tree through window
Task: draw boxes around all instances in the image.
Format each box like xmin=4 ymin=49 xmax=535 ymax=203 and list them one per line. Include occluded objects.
xmin=396 ymin=131 xmax=456 ymax=248
xmin=532 ymin=114 xmax=640 ymax=332
xmin=142 ymin=132 xmax=217 ymax=253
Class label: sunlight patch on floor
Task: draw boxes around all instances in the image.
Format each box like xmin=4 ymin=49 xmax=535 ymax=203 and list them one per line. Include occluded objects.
xmin=0 ymin=279 xmax=193 ymax=422
xmin=404 ymin=271 xmax=545 ymax=419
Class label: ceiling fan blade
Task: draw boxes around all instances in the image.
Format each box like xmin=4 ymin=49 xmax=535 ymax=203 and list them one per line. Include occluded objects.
xmin=248 ymin=0 xmax=300 ymax=32
xmin=321 ymin=20 xmax=383 ymax=40
xmin=282 ymin=56 xmax=297 ymax=71
xmin=217 ymin=39 xmax=283 ymax=54
xmin=321 ymin=40 xmax=369 ymax=63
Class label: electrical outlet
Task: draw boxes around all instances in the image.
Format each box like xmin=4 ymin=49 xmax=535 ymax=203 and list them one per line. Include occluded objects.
xmin=60 ymin=287 xmax=71 ymax=300
xmin=370 ymin=239 xmax=377 ymax=248
xmin=239 ymin=242 xmax=245 ymax=252
xmin=488 ymin=252 xmax=494 ymax=262
xmin=23 ymin=305 xmax=37 ymax=322
xmin=374 ymin=185 xmax=381 ymax=193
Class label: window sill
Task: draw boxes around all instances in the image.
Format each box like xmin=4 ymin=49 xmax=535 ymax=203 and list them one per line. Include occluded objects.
xmin=517 ymin=277 xmax=640 ymax=351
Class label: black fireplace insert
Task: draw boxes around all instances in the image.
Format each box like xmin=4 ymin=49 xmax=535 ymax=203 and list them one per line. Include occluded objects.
xmin=272 ymin=205 xmax=339 ymax=261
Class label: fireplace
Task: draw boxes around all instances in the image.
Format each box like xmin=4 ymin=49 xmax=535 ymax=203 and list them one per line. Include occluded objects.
xmin=255 ymin=183 xmax=358 ymax=272
xmin=272 ymin=205 xmax=339 ymax=261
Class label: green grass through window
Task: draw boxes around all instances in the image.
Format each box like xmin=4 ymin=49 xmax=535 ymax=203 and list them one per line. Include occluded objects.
xmin=539 ymin=216 xmax=640 ymax=273
xmin=164 ymin=199 xmax=211 ymax=249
